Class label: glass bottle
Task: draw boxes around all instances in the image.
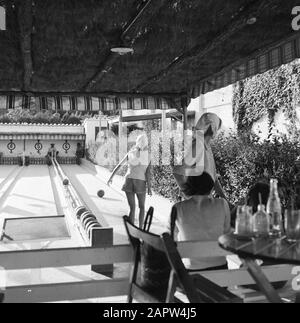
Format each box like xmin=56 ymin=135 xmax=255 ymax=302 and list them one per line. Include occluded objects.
xmin=266 ymin=179 xmax=283 ymax=237
xmin=253 ymin=204 xmax=270 ymax=237
xmin=235 ymin=205 xmax=253 ymax=236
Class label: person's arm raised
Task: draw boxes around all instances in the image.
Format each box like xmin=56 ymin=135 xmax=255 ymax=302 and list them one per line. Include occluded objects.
xmin=107 ymin=154 xmax=128 ymax=185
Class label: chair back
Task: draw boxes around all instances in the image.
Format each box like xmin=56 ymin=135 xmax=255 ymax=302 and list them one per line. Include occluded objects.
xmin=162 ymin=233 xmax=202 ymax=302
xmin=162 ymin=233 xmax=242 ymax=303
xmin=124 ymin=215 xmax=166 ymax=252
xmin=123 ymin=215 xmax=172 ymax=303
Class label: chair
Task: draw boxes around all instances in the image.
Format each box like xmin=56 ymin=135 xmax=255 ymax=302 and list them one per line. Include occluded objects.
xmin=123 ymin=215 xmax=176 ymax=303
xmin=162 ymin=233 xmax=243 ymax=303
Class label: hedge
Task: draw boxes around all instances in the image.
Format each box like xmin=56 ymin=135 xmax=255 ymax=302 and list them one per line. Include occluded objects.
xmin=88 ymin=129 xmax=300 ymax=206
xmin=0 ymin=109 xmax=82 ymax=125
xmin=212 ymin=131 xmax=300 ymax=207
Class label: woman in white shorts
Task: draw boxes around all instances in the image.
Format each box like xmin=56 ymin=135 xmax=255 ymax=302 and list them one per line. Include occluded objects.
xmin=108 ymin=134 xmax=152 ymax=228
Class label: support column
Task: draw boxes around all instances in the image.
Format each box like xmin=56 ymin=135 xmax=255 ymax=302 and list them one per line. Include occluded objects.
xmin=161 ymin=109 xmax=167 ymax=135
xmin=119 ymin=109 xmax=127 ymax=163
xmin=161 ymin=109 xmax=170 ymax=166
xmin=98 ymin=110 xmax=102 ymax=141
xmin=195 ymin=94 xmax=206 ymax=125
xmin=183 ymin=105 xmax=188 ymax=131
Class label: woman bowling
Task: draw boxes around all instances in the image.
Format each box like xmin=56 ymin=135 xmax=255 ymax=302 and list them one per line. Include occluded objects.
xmin=107 ymin=134 xmax=152 ymax=228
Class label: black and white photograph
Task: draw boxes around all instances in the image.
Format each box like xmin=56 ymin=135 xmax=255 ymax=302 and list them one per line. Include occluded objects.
xmin=0 ymin=0 xmax=299 ymax=307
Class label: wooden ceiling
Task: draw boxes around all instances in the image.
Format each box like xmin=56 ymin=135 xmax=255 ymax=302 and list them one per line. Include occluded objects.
xmin=0 ymin=0 xmax=299 ymax=98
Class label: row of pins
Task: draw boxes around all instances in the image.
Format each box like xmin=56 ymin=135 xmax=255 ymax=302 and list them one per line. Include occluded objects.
xmin=0 ymin=156 xmax=76 ymax=165
xmin=28 ymin=158 xmax=47 ymax=165
xmin=57 ymin=157 xmax=77 ymax=164
xmin=0 ymin=157 xmax=20 ymax=165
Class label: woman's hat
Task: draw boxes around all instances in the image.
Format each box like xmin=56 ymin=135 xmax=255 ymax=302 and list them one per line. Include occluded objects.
xmin=195 ymin=113 xmax=222 ymax=138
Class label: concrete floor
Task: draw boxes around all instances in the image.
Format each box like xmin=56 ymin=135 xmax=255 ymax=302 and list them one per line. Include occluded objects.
xmin=0 ymin=162 xmax=297 ymax=303
xmin=0 ymin=161 xmax=173 ymax=297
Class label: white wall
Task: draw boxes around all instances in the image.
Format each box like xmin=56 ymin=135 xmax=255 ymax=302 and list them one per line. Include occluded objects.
xmin=0 ymin=139 xmax=79 ymax=157
xmin=252 ymin=105 xmax=300 ymax=140
xmin=84 ymin=118 xmax=108 ymax=145
xmin=188 ymin=85 xmax=235 ymax=134
xmin=186 ymin=86 xmax=300 ymax=140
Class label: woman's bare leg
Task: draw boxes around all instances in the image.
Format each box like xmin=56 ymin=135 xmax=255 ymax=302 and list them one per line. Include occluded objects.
xmin=137 ymin=192 xmax=146 ymax=228
xmin=125 ymin=192 xmax=136 ymax=224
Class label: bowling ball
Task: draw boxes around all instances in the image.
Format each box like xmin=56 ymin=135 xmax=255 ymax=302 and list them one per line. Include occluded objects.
xmin=63 ymin=179 xmax=69 ymax=186
xmin=97 ymin=190 xmax=105 ymax=198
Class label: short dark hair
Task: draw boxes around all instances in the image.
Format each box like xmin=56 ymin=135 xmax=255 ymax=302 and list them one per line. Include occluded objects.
xmin=247 ymin=182 xmax=270 ymax=212
xmin=183 ymin=172 xmax=214 ymax=196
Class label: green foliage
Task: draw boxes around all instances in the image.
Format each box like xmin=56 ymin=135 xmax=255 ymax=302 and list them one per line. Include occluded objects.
xmin=233 ymin=60 xmax=300 ymax=133
xmin=0 ymin=108 xmax=83 ymax=125
xmin=152 ymin=165 xmax=179 ymax=201
xmin=63 ymin=114 xmax=82 ymax=125
xmin=212 ymin=131 xmax=300 ymax=207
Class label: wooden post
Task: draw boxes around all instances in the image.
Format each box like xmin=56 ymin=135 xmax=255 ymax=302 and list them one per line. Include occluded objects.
xmin=98 ymin=110 xmax=102 ymax=141
xmin=118 ymin=109 xmax=127 ymax=163
xmin=91 ymin=227 xmax=114 ymax=277
xmin=161 ymin=109 xmax=167 ymax=134
xmin=199 ymin=94 xmax=206 ymax=116
xmin=183 ymin=105 xmax=188 ymax=131
xmin=161 ymin=109 xmax=169 ymax=165
xmin=23 ymin=139 xmax=26 ymax=166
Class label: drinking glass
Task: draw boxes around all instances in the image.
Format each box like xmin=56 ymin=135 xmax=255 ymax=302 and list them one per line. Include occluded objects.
xmin=285 ymin=209 xmax=300 ymax=242
xmin=235 ymin=205 xmax=253 ymax=236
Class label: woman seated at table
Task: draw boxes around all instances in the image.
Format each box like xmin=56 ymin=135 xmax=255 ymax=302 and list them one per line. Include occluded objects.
xmin=169 ymin=171 xmax=231 ymax=271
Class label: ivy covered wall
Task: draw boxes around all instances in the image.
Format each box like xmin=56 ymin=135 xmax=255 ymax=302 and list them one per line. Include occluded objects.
xmin=232 ymin=60 xmax=300 ymax=135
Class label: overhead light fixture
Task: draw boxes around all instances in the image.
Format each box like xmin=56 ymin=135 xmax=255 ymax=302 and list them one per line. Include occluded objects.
xmin=0 ymin=6 xmax=6 ymax=31
xmin=246 ymin=17 xmax=257 ymax=25
xmin=110 ymin=46 xmax=134 ymax=56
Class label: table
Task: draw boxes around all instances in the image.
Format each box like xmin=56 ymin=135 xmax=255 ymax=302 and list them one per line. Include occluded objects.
xmin=219 ymin=233 xmax=300 ymax=303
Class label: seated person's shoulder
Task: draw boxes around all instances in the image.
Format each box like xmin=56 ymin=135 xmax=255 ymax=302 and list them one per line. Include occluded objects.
xmin=206 ymin=197 xmax=229 ymax=211
xmin=217 ymin=197 xmax=230 ymax=209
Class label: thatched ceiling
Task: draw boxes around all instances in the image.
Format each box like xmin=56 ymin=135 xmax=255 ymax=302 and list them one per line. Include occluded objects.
xmin=0 ymin=0 xmax=299 ymax=97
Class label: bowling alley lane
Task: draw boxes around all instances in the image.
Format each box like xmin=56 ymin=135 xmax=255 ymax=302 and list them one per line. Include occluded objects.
xmin=0 ymin=165 xmax=57 ymax=219
xmin=61 ymin=164 xmax=129 ymax=244
xmin=0 ymin=165 xmax=17 ymax=187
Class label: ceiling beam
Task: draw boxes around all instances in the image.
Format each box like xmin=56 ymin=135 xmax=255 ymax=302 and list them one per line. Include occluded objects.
xmin=119 ymin=110 xmax=195 ymax=123
xmin=121 ymin=0 xmax=166 ymax=44
xmin=81 ymin=0 xmax=167 ymax=92
xmin=18 ymin=0 xmax=33 ymax=91
xmin=133 ymin=0 xmax=273 ymax=92
xmin=81 ymin=53 xmax=119 ymax=92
